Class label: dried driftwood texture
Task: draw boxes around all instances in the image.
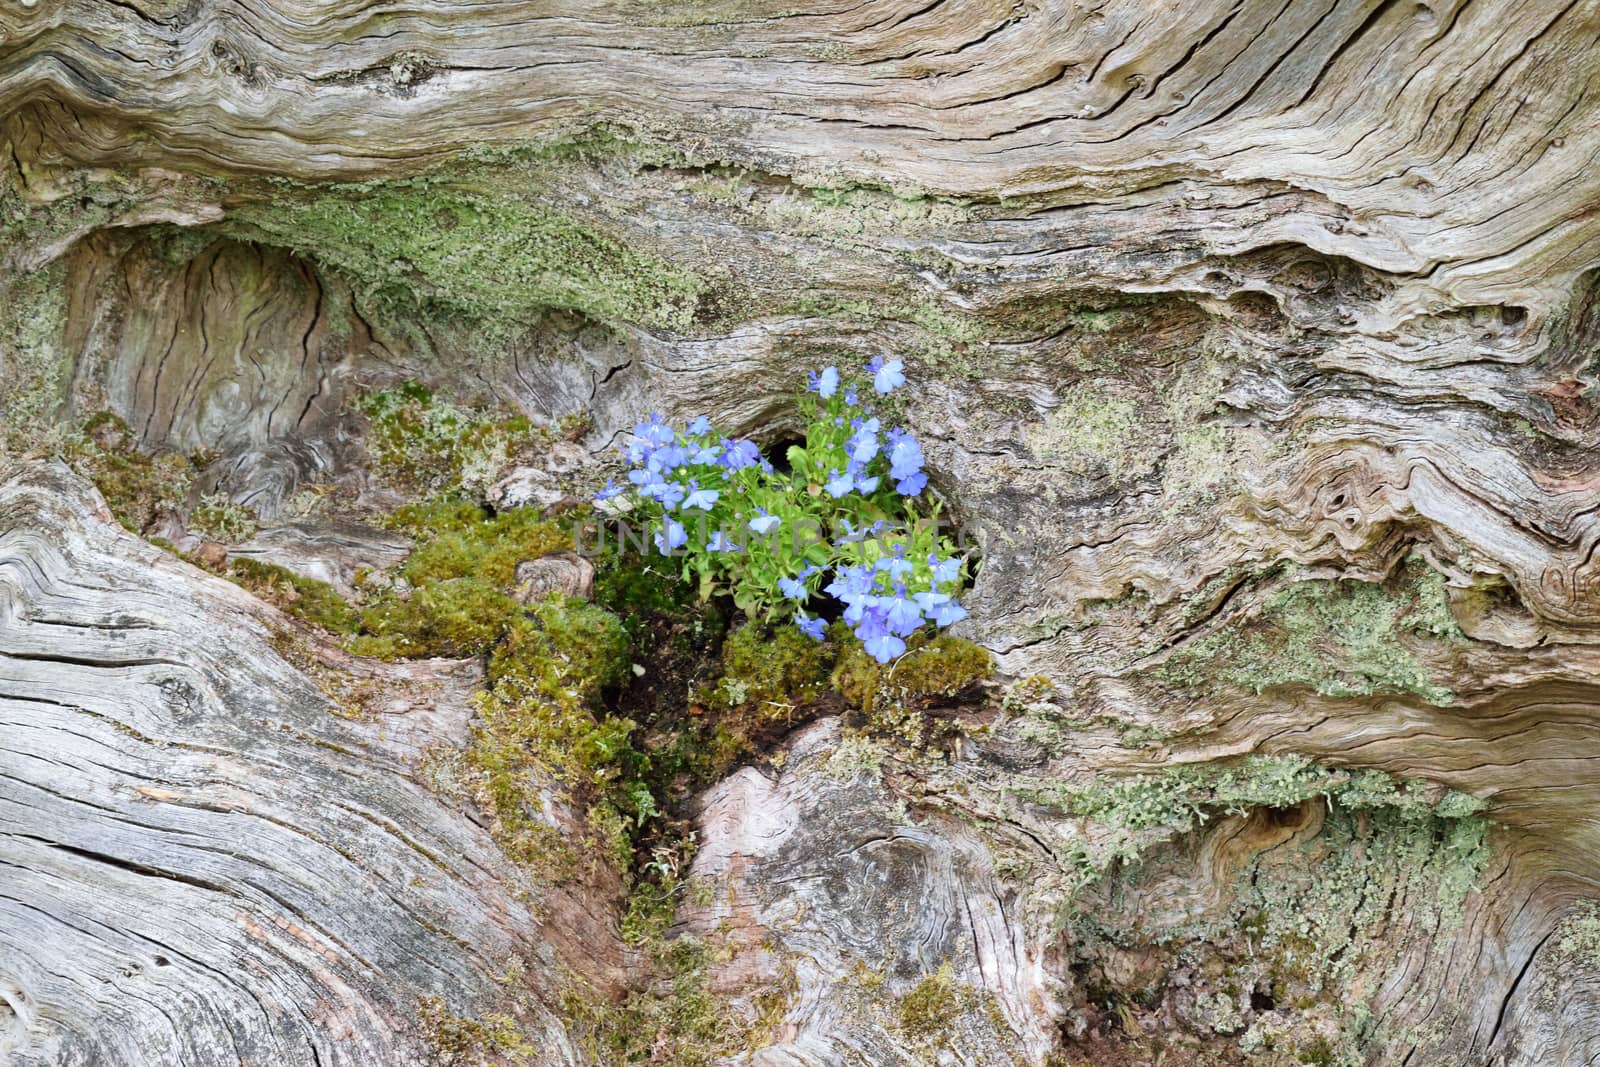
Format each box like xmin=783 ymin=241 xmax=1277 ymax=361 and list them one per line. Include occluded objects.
xmin=3 ymin=0 xmax=1600 ymax=1064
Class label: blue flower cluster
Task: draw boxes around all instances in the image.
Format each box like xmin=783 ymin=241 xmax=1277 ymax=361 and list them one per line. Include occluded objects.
xmin=599 ymin=357 xmax=966 ymax=663
xmin=820 ymin=549 xmax=966 ymax=661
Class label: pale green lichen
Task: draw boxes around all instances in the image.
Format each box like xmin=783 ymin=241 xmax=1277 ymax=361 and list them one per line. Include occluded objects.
xmin=189 ymin=493 xmax=260 ymax=542
xmin=1027 ymin=383 xmax=1155 ymax=477
xmin=1552 ymin=902 xmax=1600 ymax=965
xmin=824 ymin=731 xmax=886 ymax=781
xmin=355 ymin=381 xmax=547 ymax=498
xmin=0 ymin=265 xmax=70 ymax=455
xmin=1026 ymin=753 xmax=1488 ymax=892
xmin=229 ymin=181 xmax=702 ymax=337
xmin=1158 ymin=559 xmax=1463 ymax=705
xmin=1056 ymin=757 xmax=1491 ymax=1065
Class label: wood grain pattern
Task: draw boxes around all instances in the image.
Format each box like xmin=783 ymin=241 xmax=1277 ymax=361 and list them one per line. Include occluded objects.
xmin=2 ymin=0 xmax=1599 ymax=1063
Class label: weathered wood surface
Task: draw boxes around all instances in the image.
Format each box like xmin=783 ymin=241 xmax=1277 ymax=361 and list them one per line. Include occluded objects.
xmin=3 ymin=0 xmax=1600 ymax=1064
xmin=0 ymin=463 xmax=619 ymax=1066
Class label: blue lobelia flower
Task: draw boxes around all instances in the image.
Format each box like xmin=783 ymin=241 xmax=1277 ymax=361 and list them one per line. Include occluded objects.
xmin=721 ymin=438 xmax=760 ymax=469
xmin=595 ymin=479 xmax=626 ymax=501
xmin=855 ymin=475 xmax=880 ymax=493
xmin=867 ymin=356 xmax=906 ymax=394
xmin=895 ymin=471 xmax=928 ymax=496
xmin=687 ymin=415 xmax=713 ymax=436
xmin=794 ymin=611 xmax=827 ymax=641
xmin=913 ymin=589 xmax=965 ymax=627
xmin=748 ymin=510 xmax=781 ymax=535
xmin=858 ymin=616 xmax=907 ymax=663
xmin=809 ymin=366 xmax=840 ymax=399
xmin=648 ymin=443 xmax=689 ymax=472
xmin=840 ymin=588 xmax=872 ymax=625
xmin=824 ymin=566 xmax=866 ymax=602
xmin=929 ymin=555 xmax=962 ymax=586
xmin=825 ymin=470 xmax=856 ymax=498
xmin=681 ymin=481 xmax=720 ymax=511
xmin=636 ymin=413 xmax=675 ymax=447
xmin=883 ymin=586 xmax=925 ymax=636
xmin=778 ymin=576 xmax=808 ymax=600
xmin=707 ymin=531 xmax=743 ymax=553
xmin=888 ymin=435 xmax=923 ymax=480
xmin=645 ymin=479 xmax=686 ymax=509
xmin=848 ymin=419 xmax=881 ymax=464
xmin=654 ymin=519 xmax=688 ymax=554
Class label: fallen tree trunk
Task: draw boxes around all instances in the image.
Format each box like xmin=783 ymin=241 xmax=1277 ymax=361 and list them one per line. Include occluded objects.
xmin=3 ymin=1 xmax=1600 ymax=1064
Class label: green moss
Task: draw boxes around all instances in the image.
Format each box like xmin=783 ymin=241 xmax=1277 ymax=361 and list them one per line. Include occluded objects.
xmin=224 ymin=558 xmax=361 ymax=635
xmin=564 ymin=937 xmax=769 ymax=1067
xmin=897 ymin=963 xmax=961 ymax=1042
xmin=65 ymin=414 xmax=195 ymax=533
xmin=349 ymin=500 xmax=574 ymax=659
xmin=1159 ymin=559 xmax=1463 ymax=705
xmin=353 ymin=577 xmax=520 ymax=659
xmin=230 ymin=182 xmax=701 ymax=336
xmin=416 ymin=996 xmax=534 ymax=1065
xmin=450 ymin=593 xmax=649 ymax=873
xmin=706 ymin=622 xmax=835 ymax=713
xmin=832 ymin=630 xmax=992 ymax=716
xmin=404 ymin=507 xmax=573 ymax=589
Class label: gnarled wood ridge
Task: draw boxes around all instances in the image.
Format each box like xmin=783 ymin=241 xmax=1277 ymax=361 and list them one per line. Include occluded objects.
xmin=3 ymin=1 xmax=1600 ymax=1064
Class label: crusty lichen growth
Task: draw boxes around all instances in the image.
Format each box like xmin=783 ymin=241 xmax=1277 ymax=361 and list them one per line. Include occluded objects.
xmin=1010 ymin=753 xmax=1487 ymax=892
xmin=230 ymin=178 xmax=702 ymax=337
xmin=1027 ymin=382 xmax=1151 ymax=477
xmin=1157 ymin=558 xmax=1464 ymax=705
xmin=0 ymin=264 xmax=69 ymax=456
xmin=356 ymin=380 xmax=548 ymax=498
xmin=188 ymin=493 xmax=259 ymax=542
xmin=1050 ymin=756 xmax=1492 ymax=1065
